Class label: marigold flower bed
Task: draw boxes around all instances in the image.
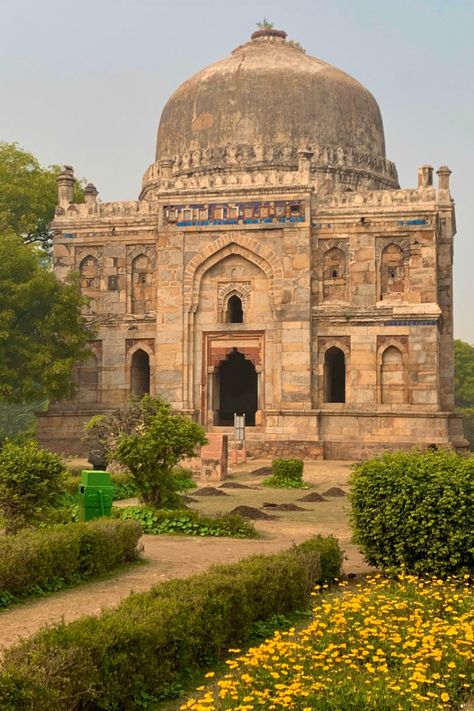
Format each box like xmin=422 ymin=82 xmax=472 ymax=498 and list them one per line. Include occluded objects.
xmin=181 ymin=574 xmax=474 ymax=711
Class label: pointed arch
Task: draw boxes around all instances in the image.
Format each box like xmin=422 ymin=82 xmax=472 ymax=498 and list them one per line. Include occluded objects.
xmin=380 ymin=345 xmax=407 ymax=404
xmin=183 ymin=235 xmax=282 ymax=313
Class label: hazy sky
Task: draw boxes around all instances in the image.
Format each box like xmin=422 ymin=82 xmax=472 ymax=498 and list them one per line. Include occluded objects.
xmin=1 ymin=0 xmax=472 ymax=341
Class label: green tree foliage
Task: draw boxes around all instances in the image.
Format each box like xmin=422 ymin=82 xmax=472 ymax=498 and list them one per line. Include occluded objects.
xmin=0 ymin=234 xmax=94 ymax=403
xmin=454 ymin=339 xmax=474 ymax=449
xmin=0 ymin=441 xmax=66 ymax=534
xmin=454 ymin=339 xmax=474 ymax=407
xmin=110 ymin=398 xmax=207 ymax=507
xmin=0 ymin=141 xmax=83 ymax=253
xmin=350 ymin=450 xmax=474 ymax=577
xmin=82 ymin=396 xmax=169 ymax=467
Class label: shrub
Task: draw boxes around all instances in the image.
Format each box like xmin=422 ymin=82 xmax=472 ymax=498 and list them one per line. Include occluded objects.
xmin=119 ymin=506 xmax=256 ymax=538
xmin=0 ymin=536 xmax=342 ymax=710
xmin=0 ymin=441 xmax=66 ymax=533
xmin=171 ymin=466 xmax=197 ymax=491
xmin=83 ymin=396 xmax=207 ymax=508
xmin=350 ymin=450 xmax=474 ymax=576
xmin=0 ymin=519 xmax=142 ymax=607
xmin=262 ymin=457 xmax=307 ymax=489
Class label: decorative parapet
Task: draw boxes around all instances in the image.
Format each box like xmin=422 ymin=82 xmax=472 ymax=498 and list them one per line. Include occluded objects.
xmin=141 ymin=142 xmax=398 ymax=198
xmin=318 ymin=187 xmax=438 ymax=209
xmin=53 ymin=199 xmax=147 ymax=222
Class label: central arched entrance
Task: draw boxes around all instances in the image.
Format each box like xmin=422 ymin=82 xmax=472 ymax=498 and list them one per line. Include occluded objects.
xmin=217 ymin=348 xmax=257 ymax=426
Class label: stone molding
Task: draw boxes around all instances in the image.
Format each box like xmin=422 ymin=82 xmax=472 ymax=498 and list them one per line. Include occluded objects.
xmin=140 ymin=143 xmax=398 ymax=199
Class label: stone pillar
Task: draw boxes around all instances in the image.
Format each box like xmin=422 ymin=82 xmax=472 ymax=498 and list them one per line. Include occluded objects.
xmin=437 ymin=165 xmax=452 ymax=191
xmin=298 ymin=149 xmax=313 ymax=184
xmin=84 ymin=183 xmax=99 ymax=207
xmin=418 ymin=165 xmax=433 ymax=188
xmin=159 ymin=158 xmax=174 ymax=179
xmin=57 ymin=166 xmax=75 ymax=208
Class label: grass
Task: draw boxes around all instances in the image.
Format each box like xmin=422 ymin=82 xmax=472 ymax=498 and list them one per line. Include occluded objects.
xmin=180 ymin=574 xmax=474 ymax=710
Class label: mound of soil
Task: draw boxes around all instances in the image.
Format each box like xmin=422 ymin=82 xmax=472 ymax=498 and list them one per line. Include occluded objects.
xmin=229 ymin=506 xmax=275 ymax=520
xmin=261 ymin=502 xmax=308 ymax=512
xmin=249 ymin=466 xmax=273 ymax=477
xmin=194 ymin=487 xmax=230 ymax=497
xmin=321 ymin=487 xmax=347 ymax=497
xmin=219 ymin=482 xmax=256 ymax=490
xmin=297 ymin=492 xmax=327 ymax=503
xmin=181 ymin=495 xmax=198 ymax=503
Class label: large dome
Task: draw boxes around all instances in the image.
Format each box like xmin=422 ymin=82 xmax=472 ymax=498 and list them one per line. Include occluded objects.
xmin=149 ymin=29 xmax=398 ymax=194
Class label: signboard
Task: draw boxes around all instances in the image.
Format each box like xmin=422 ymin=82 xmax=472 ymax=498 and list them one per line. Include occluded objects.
xmin=234 ymin=413 xmax=246 ymax=442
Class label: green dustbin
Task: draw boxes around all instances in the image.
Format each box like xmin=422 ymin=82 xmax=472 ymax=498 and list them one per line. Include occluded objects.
xmin=78 ymin=470 xmax=114 ymax=521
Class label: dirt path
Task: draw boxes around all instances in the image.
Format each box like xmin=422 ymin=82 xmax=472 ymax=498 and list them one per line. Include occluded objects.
xmin=0 ymin=459 xmax=371 ymax=654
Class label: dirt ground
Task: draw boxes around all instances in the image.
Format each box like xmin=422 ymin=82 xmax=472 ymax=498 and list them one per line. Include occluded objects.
xmin=0 ymin=459 xmax=372 ymax=654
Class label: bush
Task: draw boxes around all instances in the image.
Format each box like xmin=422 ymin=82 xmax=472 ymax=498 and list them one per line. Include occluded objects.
xmin=0 ymin=441 xmax=66 ymax=533
xmin=350 ymin=450 xmax=474 ymax=576
xmin=112 ymin=400 xmax=207 ymax=507
xmin=171 ymin=466 xmax=197 ymax=491
xmin=119 ymin=506 xmax=256 ymax=538
xmin=0 ymin=519 xmax=142 ymax=608
xmin=0 ymin=536 xmax=342 ymax=710
xmin=262 ymin=457 xmax=307 ymax=489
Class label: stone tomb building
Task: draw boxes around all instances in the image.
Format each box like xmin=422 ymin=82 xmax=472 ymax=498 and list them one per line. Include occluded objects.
xmin=38 ymin=28 xmax=467 ymax=458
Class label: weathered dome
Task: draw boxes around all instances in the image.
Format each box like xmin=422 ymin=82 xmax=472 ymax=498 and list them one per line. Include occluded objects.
xmin=152 ymin=30 xmax=398 ymax=193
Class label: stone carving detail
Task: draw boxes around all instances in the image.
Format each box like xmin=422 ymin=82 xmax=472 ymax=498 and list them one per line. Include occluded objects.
xmin=126 ymin=245 xmax=156 ymax=315
xmin=125 ymin=338 xmax=155 ymax=355
xmin=217 ymin=281 xmax=251 ymax=323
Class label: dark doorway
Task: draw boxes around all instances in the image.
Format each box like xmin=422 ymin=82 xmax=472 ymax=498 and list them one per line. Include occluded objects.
xmin=325 ymin=347 xmax=346 ymax=403
xmin=131 ymin=349 xmax=150 ymax=397
xmin=227 ymin=295 xmax=243 ymax=323
xmin=217 ymin=349 xmax=257 ymax=425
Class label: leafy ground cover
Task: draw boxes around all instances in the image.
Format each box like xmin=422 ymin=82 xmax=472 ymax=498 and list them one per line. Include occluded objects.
xmin=181 ymin=574 xmax=474 ymax=711
xmin=118 ymin=505 xmax=257 ymax=538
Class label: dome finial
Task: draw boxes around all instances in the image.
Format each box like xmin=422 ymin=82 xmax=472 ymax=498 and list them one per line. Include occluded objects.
xmin=251 ymin=20 xmax=287 ymax=41
xmin=256 ymin=18 xmax=274 ymax=30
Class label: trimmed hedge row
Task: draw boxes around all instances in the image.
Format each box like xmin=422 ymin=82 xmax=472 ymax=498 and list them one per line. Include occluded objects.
xmin=0 ymin=535 xmax=342 ymax=710
xmin=0 ymin=519 xmax=142 ymax=607
xmin=350 ymin=450 xmax=474 ymax=576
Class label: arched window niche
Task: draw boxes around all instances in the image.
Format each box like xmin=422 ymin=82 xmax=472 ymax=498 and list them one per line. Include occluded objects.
xmin=131 ymin=254 xmax=152 ymax=314
xmin=380 ymin=346 xmax=406 ymax=404
xmin=226 ymin=294 xmax=244 ymax=323
xmin=322 ymin=247 xmax=347 ymax=302
xmin=130 ymin=349 xmax=150 ymax=397
xmin=324 ymin=347 xmax=346 ymax=403
xmin=380 ymin=243 xmax=406 ymax=299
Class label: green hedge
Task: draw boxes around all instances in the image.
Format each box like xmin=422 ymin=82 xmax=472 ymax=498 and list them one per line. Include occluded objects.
xmin=350 ymin=450 xmax=474 ymax=576
xmin=0 ymin=519 xmax=142 ymax=608
xmin=0 ymin=536 xmax=342 ymax=710
xmin=262 ymin=457 xmax=307 ymax=489
xmin=118 ymin=505 xmax=256 ymax=538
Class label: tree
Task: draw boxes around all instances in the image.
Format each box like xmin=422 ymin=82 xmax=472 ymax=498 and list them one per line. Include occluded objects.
xmin=82 ymin=396 xmax=168 ymax=468
xmin=454 ymin=339 xmax=474 ymax=409
xmin=97 ymin=397 xmax=207 ymax=508
xmin=0 ymin=440 xmax=66 ymax=534
xmin=0 ymin=233 xmax=94 ymax=403
xmin=454 ymin=339 xmax=474 ymax=450
xmin=0 ymin=141 xmax=84 ymax=254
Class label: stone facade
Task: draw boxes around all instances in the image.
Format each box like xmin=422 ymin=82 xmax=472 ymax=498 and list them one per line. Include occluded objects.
xmin=38 ymin=29 xmax=467 ymax=458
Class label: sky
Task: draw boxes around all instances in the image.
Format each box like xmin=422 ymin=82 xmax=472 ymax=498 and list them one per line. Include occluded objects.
xmin=1 ymin=0 xmax=473 ymax=341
